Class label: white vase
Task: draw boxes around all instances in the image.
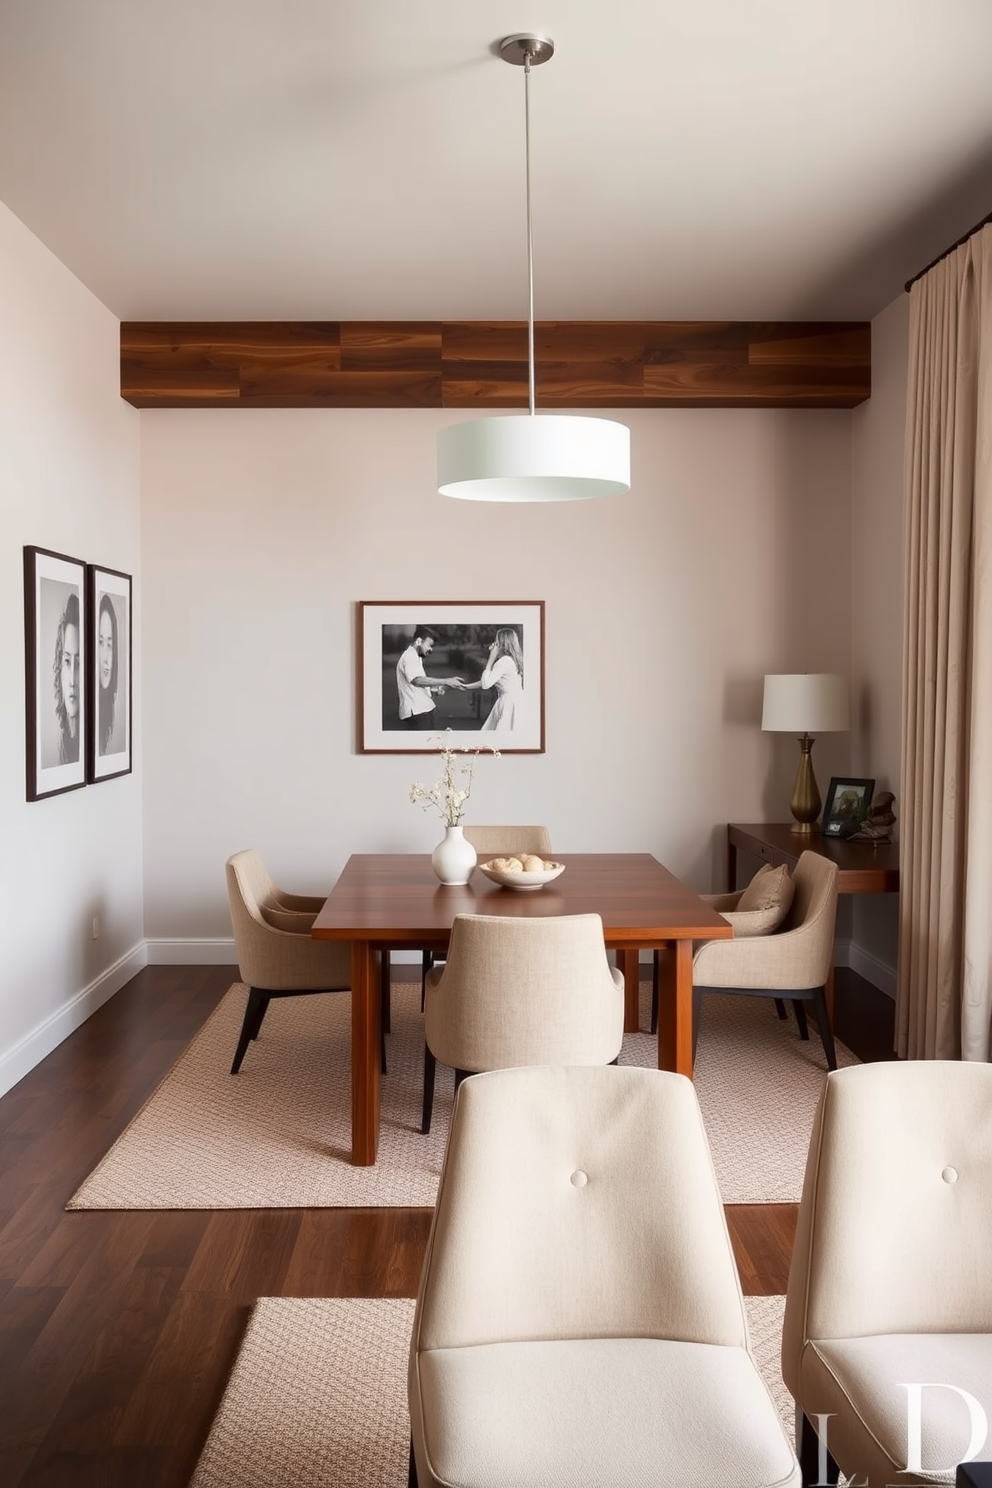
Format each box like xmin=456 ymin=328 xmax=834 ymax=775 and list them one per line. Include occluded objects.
xmin=431 ymin=824 xmax=477 ymax=886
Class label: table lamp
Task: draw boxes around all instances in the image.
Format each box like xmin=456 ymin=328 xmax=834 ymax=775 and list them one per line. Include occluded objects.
xmin=761 ymin=673 xmax=850 ymax=834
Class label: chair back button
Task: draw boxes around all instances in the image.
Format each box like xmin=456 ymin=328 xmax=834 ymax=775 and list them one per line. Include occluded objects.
xmin=570 ymin=1170 xmax=589 ymax=1188
xmin=942 ymin=1165 xmax=959 ymax=1184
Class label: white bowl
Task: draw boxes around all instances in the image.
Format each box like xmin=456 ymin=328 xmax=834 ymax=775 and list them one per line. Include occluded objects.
xmin=478 ymin=860 xmax=566 ymax=892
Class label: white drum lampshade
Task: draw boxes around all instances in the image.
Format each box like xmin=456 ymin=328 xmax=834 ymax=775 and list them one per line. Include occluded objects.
xmin=437 ymin=414 xmax=631 ymax=502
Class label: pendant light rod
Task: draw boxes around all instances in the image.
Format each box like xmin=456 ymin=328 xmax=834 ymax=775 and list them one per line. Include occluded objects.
xmin=501 ymin=33 xmax=554 ymax=417
xmin=524 ymin=48 xmax=535 ymax=415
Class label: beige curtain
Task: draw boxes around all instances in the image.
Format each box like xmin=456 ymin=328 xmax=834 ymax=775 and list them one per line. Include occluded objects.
xmin=898 ymin=224 xmax=992 ymax=1060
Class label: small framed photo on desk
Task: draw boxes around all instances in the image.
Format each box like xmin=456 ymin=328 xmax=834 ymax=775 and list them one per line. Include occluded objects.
xmin=822 ymin=777 xmax=874 ymax=837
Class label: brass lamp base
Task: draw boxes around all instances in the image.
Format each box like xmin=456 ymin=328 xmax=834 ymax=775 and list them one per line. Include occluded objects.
xmin=790 ymin=733 xmax=822 ymax=834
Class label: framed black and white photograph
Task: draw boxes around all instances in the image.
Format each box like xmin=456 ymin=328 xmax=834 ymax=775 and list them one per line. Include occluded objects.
xmin=87 ymin=564 xmax=132 ymax=783
xmin=358 ymin=601 xmax=545 ymax=753
xmin=822 ymin=777 xmax=874 ymax=837
xmin=23 ymin=545 xmax=88 ymax=800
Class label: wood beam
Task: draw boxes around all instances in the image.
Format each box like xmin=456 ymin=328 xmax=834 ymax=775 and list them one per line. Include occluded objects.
xmin=120 ymin=320 xmax=870 ymax=410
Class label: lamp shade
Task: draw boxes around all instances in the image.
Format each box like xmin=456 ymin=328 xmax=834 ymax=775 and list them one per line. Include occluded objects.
xmin=437 ymin=414 xmax=630 ymax=502
xmin=761 ymin=673 xmax=849 ymax=733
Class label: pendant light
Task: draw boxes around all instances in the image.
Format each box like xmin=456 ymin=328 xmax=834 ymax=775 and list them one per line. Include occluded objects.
xmin=437 ymin=34 xmax=630 ymax=502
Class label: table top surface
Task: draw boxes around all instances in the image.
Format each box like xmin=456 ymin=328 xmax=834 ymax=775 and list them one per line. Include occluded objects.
xmin=311 ymin=851 xmax=734 ymax=945
xmin=728 ymin=822 xmax=899 ymax=873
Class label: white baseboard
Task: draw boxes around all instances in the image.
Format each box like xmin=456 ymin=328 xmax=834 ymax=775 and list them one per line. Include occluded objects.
xmin=0 ymin=941 xmax=148 ymax=1100
xmin=144 ymin=938 xmax=239 ymax=965
xmin=833 ymin=937 xmax=896 ymax=999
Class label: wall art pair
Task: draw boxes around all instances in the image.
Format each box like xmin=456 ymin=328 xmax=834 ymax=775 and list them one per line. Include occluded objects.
xmin=23 ymin=546 xmax=132 ymax=800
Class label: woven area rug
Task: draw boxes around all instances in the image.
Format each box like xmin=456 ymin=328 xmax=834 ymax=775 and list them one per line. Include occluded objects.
xmin=189 ymin=1295 xmax=793 ymax=1488
xmin=69 ymin=979 xmax=857 ymax=1211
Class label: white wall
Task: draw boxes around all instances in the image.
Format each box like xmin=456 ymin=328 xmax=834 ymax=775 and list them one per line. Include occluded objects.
xmin=139 ymin=404 xmax=854 ymax=951
xmin=0 ymin=200 xmax=144 ymax=1095
xmin=848 ymin=291 xmax=910 ymax=987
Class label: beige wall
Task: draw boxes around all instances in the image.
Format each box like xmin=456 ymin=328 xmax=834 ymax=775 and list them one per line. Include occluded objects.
xmin=139 ymin=404 xmax=854 ymax=948
xmin=0 ymin=200 xmax=143 ymax=1094
xmin=0 ymin=184 xmax=912 ymax=1092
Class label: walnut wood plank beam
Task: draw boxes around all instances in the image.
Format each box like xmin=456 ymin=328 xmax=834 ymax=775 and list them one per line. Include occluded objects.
xmin=120 ymin=320 xmax=870 ymax=410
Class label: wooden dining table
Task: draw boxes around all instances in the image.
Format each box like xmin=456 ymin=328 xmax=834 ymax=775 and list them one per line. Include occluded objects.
xmin=311 ymin=851 xmax=733 ymax=1165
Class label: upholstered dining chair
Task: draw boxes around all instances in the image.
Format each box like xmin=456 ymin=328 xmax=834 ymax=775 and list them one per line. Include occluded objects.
xmin=404 ymin=823 xmax=553 ymax=1006
xmin=689 ymin=850 xmax=840 ymax=1070
xmin=783 ymin=1061 xmax=992 ymax=1487
xmin=225 ymin=848 xmax=352 ymax=1075
xmin=408 ymin=1065 xmax=801 ymax=1488
xmin=420 ymin=911 xmax=624 ymax=1133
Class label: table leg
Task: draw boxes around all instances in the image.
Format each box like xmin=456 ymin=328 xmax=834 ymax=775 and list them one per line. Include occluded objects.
xmin=351 ymin=940 xmax=381 ymax=1166
xmin=655 ymin=939 xmax=695 ymax=1077
xmin=618 ymin=948 xmax=640 ymax=1032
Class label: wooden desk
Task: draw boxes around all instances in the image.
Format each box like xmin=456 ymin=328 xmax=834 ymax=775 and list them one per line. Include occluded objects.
xmin=727 ymin=823 xmax=899 ymax=895
xmin=312 ymin=852 xmax=732 ymax=1165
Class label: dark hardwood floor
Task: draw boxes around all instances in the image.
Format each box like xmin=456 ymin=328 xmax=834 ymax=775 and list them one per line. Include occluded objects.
xmin=0 ymin=962 xmax=894 ymax=1487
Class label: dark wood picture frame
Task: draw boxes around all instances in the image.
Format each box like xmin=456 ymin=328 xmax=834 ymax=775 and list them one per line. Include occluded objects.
xmin=358 ymin=600 xmax=546 ymax=753
xmin=822 ymin=777 xmax=875 ymax=837
xmin=23 ymin=545 xmax=88 ymax=800
xmin=87 ymin=564 xmax=133 ymax=783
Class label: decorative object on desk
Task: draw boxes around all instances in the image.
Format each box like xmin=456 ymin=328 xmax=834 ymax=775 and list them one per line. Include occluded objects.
xmin=410 ymin=729 xmax=498 ymax=884
xmin=848 ymin=789 xmax=896 ymax=842
xmin=23 ymin=545 xmax=88 ymax=800
xmin=435 ymin=35 xmax=629 ymax=504
xmin=358 ymin=600 xmax=545 ymax=752
xmin=761 ymin=673 xmax=850 ymax=834
xmin=478 ymin=857 xmax=565 ymax=890
xmin=821 ymin=776 xmax=874 ymax=837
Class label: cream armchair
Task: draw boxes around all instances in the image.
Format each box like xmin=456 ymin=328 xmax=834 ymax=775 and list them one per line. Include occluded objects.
xmin=783 ymin=1061 xmax=992 ymax=1486
xmin=409 ymin=1065 xmax=801 ymax=1488
xmin=421 ymin=912 xmax=623 ymax=1133
xmin=225 ymin=849 xmax=351 ymax=1074
xmin=691 ymin=850 xmax=839 ymax=1069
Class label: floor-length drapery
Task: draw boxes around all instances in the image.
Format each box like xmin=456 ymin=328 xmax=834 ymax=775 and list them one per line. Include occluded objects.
xmin=898 ymin=225 xmax=992 ymax=1060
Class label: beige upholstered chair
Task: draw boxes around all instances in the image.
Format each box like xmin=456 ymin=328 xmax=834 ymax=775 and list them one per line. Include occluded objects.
xmin=411 ymin=823 xmax=553 ymax=1003
xmin=690 ymin=850 xmax=840 ymax=1069
xmin=409 ymin=1065 xmax=801 ymax=1488
xmin=225 ymin=849 xmax=351 ymax=1074
xmin=783 ymin=1061 xmax=992 ymax=1487
xmin=421 ymin=912 xmax=623 ymax=1133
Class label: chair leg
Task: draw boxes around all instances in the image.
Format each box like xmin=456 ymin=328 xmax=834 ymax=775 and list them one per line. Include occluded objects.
xmin=409 ymin=1436 xmax=419 ymax=1488
xmin=774 ymin=997 xmax=788 ymax=1020
xmin=810 ymin=985 xmax=838 ymax=1071
xmin=421 ymin=1043 xmax=436 ymax=1135
xmin=231 ymin=986 xmax=268 ymax=1074
xmin=797 ymin=1408 xmax=839 ymax=1488
xmin=792 ymin=1000 xmax=810 ymax=1041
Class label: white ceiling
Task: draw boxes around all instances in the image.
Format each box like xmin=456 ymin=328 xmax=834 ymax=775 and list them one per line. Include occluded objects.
xmin=2 ymin=1 xmax=991 ymax=323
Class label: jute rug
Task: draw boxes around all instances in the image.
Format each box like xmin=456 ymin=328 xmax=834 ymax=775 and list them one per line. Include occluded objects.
xmin=189 ymin=1295 xmax=793 ymax=1488
xmin=69 ymin=979 xmax=857 ymax=1211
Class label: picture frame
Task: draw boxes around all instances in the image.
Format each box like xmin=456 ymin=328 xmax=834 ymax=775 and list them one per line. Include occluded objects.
xmin=87 ymin=564 xmax=133 ymax=783
xmin=23 ymin=545 xmax=88 ymax=800
xmin=358 ymin=600 xmax=546 ymax=753
xmin=822 ymin=777 xmax=875 ymax=837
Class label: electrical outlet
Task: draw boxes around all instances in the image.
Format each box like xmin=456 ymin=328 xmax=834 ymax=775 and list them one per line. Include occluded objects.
xmin=92 ymin=916 xmax=100 ymax=940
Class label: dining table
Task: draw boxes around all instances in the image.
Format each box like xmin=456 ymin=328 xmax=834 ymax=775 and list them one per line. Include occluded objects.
xmin=311 ymin=851 xmax=733 ymax=1165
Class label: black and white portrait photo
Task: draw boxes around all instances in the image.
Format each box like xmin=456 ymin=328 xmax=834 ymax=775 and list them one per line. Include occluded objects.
xmin=359 ymin=601 xmax=545 ymax=753
xmin=87 ymin=565 xmax=132 ymax=782
xmin=24 ymin=546 xmax=88 ymax=799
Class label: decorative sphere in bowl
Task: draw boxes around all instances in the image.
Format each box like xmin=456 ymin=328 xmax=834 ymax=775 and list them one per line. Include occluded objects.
xmin=479 ymin=857 xmax=565 ymax=891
